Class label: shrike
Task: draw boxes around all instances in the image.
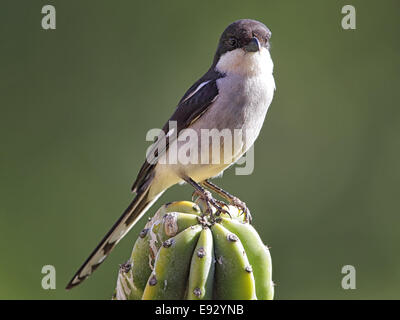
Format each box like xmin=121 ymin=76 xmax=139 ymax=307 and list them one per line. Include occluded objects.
xmin=67 ymin=19 xmax=275 ymax=289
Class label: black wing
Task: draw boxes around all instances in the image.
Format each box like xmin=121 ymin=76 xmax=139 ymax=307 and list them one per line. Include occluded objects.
xmin=131 ymin=69 xmax=224 ymax=193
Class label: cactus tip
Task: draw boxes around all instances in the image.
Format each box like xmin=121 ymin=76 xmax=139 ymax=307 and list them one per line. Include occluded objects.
xmin=162 ymin=238 xmax=175 ymax=248
xmin=193 ymin=287 xmax=202 ymax=297
xmin=149 ymin=274 xmax=158 ymax=286
xmin=227 ymin=233 xmax=239 ymax=242
xmin=197 ymin=247 xmax=206 ymax=258
xmin=139 ymin=228 xmax=149 ymax=238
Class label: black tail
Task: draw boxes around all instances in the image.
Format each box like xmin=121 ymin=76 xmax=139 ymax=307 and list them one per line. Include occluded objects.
xmin=66 ymin=190 xmax=159 ymax=289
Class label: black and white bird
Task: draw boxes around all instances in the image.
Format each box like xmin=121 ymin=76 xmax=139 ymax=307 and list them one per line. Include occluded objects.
xmin=67 ymin=19 xmax=275 ymax=289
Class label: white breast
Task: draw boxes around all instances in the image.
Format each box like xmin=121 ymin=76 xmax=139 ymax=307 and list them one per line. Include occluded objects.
xmin=215 ymin=47 xmax=275 ymax=152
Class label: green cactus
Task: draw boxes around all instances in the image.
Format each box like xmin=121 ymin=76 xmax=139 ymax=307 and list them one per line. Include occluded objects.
xmin=113 ymin=199 xmax=273 ymax=300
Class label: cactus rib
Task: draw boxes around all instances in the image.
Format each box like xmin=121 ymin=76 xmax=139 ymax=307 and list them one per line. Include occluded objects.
xmin=212 ymin=223 xmax=257 ymax=300
xmin=220 ymin=217 xmax=274 ymax=300
xmin=142 ymin=225 xmax=202 ymax=299
xmin=187 ymin=228 xmax=215 ymax=300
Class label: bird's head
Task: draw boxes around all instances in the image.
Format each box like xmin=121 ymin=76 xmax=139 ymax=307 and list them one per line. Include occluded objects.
xmin=214 ymin=19 xmax=273 ymax=76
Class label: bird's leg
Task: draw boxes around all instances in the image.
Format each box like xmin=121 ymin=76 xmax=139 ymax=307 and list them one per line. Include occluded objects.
xmin=183 ymin=177 xmax=229 ymax=219
xmin=202 ymin=180 xmax=252 ymax=223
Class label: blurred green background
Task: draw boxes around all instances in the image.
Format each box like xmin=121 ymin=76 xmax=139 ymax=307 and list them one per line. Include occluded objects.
xmin=1 ymin=0 xmax=399 ymax=299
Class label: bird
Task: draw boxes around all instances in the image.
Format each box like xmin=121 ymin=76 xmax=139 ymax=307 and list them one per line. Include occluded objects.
xmin=66 ymin=18 xmax=275 ymax=289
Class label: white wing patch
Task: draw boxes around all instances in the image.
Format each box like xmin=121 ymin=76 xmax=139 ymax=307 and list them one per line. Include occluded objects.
xmin=181 ymin=80 xmax=211 ymax=103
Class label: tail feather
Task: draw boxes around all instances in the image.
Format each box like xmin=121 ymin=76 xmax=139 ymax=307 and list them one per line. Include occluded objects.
xmin=66 ymin=190 xmax=160 ymax=289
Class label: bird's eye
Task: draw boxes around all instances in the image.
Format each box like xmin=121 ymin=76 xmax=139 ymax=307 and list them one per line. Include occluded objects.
xmin=228 ymin=37 xmax=238 ymax=48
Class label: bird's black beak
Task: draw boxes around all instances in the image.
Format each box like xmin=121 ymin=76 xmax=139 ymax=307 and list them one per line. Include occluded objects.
xmin=244 ymin=37 xmax=260 ymax=52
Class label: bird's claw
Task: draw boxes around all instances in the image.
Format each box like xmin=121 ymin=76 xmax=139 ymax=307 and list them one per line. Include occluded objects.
xmin=192 ymin=190 xmax=230 ymax=220
xmin=213 ymin=199 xmax=232 ymax=218
xmin=230 ymin=197 xmax=252 ymax=224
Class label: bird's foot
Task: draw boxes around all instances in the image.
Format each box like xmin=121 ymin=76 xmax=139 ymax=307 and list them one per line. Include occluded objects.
xmin=213 ymin=199 xmax=233 ymax=219
xmin=230 ymin=197 xmax=252 ymax=224
xmin=201 ymin=180 xmax=252 ymax=223
xmin=192 ymin=190 xmax=230 ymax=220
